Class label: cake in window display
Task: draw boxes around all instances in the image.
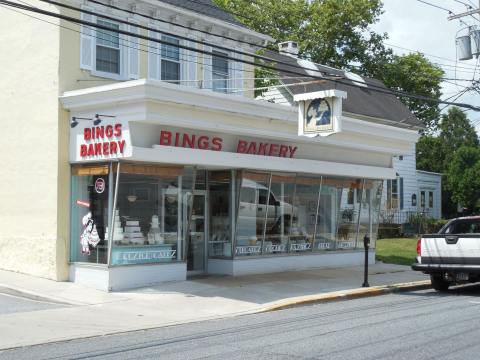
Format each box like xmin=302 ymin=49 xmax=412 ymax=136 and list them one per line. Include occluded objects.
xmin=147 ymin=215 xmax=164 ymax=244
xmin=105 ymin=209 xmax=124 ymax=245
xmin=124 ymin=220 xmax=145 ymax=245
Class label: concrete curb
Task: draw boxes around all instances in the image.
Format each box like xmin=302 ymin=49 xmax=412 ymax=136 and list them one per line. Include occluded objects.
xmin=262 ymin=280 xmax=432 ymax=312
xmin=0 ymin=284 xmax=80 ymax=306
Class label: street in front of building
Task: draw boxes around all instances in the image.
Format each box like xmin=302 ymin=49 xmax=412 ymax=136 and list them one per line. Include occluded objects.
xmin=2 ymin=285 xmax=480 ymax=360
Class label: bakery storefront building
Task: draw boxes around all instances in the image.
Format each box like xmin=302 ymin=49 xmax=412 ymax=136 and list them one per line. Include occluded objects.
xmin=64 ymin=79 xmax=419 ymax=291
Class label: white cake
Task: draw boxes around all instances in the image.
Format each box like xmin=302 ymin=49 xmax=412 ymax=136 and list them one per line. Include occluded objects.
xmin=148 ymin=215 xmax=164 ymax=244
xmin=124 ymin=219 xmax=145 ymax=245
xmin=105 ymin=211 xmax=124 ymax=242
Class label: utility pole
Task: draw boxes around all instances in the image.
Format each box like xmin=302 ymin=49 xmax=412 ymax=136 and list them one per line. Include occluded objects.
xmin=448 ymin=2 xmax=480 ymax=21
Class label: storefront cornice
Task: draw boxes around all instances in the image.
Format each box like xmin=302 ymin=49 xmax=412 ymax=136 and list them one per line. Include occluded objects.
xmin=60 ymin=79 xmax=298 ymax=123
xmin=62 ymin=80 xmax=418 ymax=156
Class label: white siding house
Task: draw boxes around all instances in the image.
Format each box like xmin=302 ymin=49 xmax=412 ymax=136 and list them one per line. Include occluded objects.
xmin=381 ymin=145 xmax=442 ymax=223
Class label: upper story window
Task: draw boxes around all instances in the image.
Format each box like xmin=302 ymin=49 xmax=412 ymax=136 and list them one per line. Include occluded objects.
xmin=80 ymin=8 xmax=139 ymax=80
xmin=212 ymin=51 xmax=229 ymax=93
xmin=96 ymin=20 xmax=121 ymax=74
xmin=161 ymin=35 xmax=180 ymax=83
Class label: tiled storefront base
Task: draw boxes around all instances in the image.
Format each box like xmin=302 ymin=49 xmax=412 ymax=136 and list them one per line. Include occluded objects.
xmin=208 ymin=250 xmax=375 ymax=276
xmin=69 ymin=262 xmax=187 ymax=291
xmin=70 ymin=251 xmax=374 ymax=291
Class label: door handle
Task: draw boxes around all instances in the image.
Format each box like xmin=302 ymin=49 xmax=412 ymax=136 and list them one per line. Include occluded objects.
xmin=445 ymin=236 xmax=459 ymax=244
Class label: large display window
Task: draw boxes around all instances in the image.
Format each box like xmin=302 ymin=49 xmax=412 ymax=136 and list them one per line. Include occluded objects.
xmin=70 ymin=165 xmax=111 ymax=264
xmin=110 ymin=164 xmax=194 ymax=265
xmin=70 ymin=163 xmax=384 ymax=267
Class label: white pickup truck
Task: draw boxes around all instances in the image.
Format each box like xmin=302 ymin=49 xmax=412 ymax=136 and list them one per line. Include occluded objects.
xmin=412 ymin=216 xmax=480 ymax=291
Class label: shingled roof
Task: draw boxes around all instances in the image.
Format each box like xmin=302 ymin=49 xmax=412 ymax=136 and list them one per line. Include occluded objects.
xmin=265 ymin=50 xmax=423 ymax=129
xmin=157 ymin=0 xmax=245 ymax=28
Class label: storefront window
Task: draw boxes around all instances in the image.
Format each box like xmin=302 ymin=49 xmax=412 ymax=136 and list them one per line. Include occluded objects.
xmin=110 ymin=164 xmax=193 ymax=266
xmin=314 ymin=179 xmax=338 ymax=251
xmin=208 ymin=171 xmax=233 ymax=258
xmin=289 ymin=176 xmax=321 ymax=253
xmin=70 ymin=165 xmax=111 ymax=264
xmin=262 ymin=173 xmax=297 ymax=255
xmin=357 ymin=180 xmax=383 ymax=249
xmin=235 ymin=171 xmax=270 ymax=256
xmin=336 ymin=179 xmax=362 ymax=250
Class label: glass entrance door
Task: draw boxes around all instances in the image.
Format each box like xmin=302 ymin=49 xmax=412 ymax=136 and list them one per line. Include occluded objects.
xmin=187 ymin=191 xmax=207 ymax=273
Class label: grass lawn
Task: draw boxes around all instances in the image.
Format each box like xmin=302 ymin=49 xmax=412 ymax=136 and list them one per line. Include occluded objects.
xmin=375 ymin=237 xmax=418 ymax=266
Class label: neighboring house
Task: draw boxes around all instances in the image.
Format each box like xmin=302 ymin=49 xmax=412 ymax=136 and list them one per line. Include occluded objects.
xmin=0 ymin=2 xmax=420 ymax=291
xmin=382 ymin=146 xmax=442 ymax=224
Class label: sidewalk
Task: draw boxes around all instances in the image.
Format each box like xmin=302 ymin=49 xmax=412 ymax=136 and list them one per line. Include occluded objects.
xmin=0 ymin=263 xmax=428 ymax=350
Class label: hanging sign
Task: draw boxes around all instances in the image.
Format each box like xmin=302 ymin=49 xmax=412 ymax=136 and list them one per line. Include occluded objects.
xmin=294 ymin=90 xmax=347 ymax=138
xmin=70 ymin=118 xmax=132 ymax=162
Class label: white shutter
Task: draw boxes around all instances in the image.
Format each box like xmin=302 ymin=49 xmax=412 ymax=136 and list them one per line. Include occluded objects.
xmin=128 ymin=20 xmax=139 ymax=79
xmin=203 ymin=45 xmax=212 ymax=90
xmin=187 ymin=40 xmax=197 ymax=88
xmin=120 ymin=24 xmax=129 ymax=79
xmin=148 ymin=29 xmax=160 ymax=80
xmin=233 ymin=50 xmax=244 ymax=96
xmin=180 ymin=40 xmax=187 ymax=85
xmin=80 ymin=6 xmax=95 ymax=70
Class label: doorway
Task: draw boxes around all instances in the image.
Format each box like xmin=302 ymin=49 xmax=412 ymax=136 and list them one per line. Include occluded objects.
xmin=186 ymin=190 xmax=207 ymax=275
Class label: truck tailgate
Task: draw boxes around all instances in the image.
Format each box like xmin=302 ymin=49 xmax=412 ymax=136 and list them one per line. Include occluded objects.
xmin=421 ymin=235 xmax=480 ymax=264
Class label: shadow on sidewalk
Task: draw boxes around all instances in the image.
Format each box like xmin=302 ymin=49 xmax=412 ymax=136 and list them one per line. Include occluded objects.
xmin=122 ymin=263 xmax=429 ymax=305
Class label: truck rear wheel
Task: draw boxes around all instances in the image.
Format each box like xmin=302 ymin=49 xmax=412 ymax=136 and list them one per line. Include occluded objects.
xmin=430 ymin=273 xmax=450 ymax=292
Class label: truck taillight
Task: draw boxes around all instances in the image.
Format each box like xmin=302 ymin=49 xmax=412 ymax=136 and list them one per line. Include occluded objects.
xmin=417 ymin=238 xmax=421 ymax=256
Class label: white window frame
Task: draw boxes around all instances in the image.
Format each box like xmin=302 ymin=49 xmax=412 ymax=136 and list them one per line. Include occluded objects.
xmin=212 ymin=50 xmax=230 ymax=93
xmin=91 ymin=18 xmax=128 ymax=81
xmin=386 ymin=177 xmax=400 ymax=210
xmin=160 ymin=34 xmax=181 ymax=83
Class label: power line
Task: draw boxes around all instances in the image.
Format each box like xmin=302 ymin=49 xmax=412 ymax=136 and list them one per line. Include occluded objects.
xmin=85 ymin=0 xmax=265 ymax=50
xmin=3 ymin=2 xmax=320 ymax=92
xmin=3 ymin=0 xmax=480 ymax=112
xmin=80 ymin=0 xmax=480 ymax=76
xmin=417 ymin=0 xmax=455 ymax=14
xmin=53 ymin=0 xmax=480 ymax=80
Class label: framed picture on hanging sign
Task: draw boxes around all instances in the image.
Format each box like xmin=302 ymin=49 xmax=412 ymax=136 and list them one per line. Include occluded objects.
xmin=294 ymin=89 xmax=347 ymax=138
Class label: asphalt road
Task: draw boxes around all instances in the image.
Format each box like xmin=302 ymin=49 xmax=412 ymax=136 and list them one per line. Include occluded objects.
xmin=2 ymin=285 xmax=480 ymax=360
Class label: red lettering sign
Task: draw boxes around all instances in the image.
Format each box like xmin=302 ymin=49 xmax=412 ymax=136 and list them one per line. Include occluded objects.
xmin=157 ymin=130 xmax=297 ymax=158
xmin=79 ymin=123 xmax=127 ymax=158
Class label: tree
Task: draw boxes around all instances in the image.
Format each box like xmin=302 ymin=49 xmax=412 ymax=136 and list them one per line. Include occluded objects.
xmin=214 ymin=0 xmax=444 ymax=131
xmin=416 ymin=107 xmax=479 ymax=216
xmin=214 ymin=0 xmax=390 ymax=70
xmin=446 ymin=146 xmax=480 ymax=212
xmin=380 ymin=54 xmax=444 ymax=133
xmin=416 ymin=136 xmax=445 ymax=174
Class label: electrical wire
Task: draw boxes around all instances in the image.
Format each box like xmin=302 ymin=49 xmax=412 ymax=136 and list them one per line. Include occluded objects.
xmin=70 ymin=0 xmax=480 ymax=75
xmin=3 ymin=0 xmax=480 ymax=112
